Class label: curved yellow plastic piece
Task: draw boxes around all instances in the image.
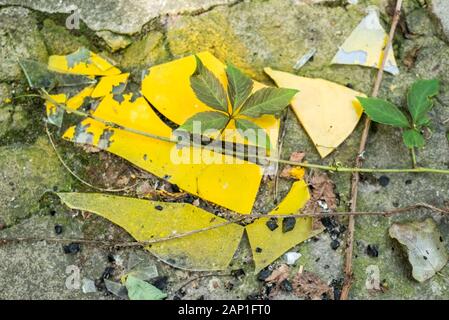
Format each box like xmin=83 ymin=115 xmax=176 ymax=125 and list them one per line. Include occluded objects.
xmin=48 ymin=47 xmax=121 ymax=76
xmin=246 ymin=180 xmax=314 ymax=273
xmin=91 ymin=73 xmax=130 ymax=98
xmin=331 ymin=8 xmax=399 ymax=75
xmin=62 ymin=95 xmax=264 ymax=214
xmin=141 ymin=52 xmax=280 ymax=150
xmin=66 ymin=85 xmax=95 ymax=111
xmin=57 ymin=193 xmax=244 ymax=271
xmin=265 ymin=68 xmax=365 ymax=158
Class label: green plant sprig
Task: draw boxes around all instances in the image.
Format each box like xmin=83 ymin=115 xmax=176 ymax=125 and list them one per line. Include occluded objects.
xmin=176 ymin=56 xmax=298 ymax=151
xmin=357 ymin=79 xmax=440 ymax=150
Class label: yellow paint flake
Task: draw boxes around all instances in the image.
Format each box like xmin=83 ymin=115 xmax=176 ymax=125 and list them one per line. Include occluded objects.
xmin=246 ymin=180 xmax=314 ymax=272
xmin=48 ymin=47 xmax=121 ymax=76
xmin=57 ymin=193 xmax=244 ymax=271
xmin=265 ymin=68 xmax=365 ymax=158
xmin=331 ymin=8 xmax=399 ymax=75
xmin=91 ymin=73 xmax=130 ymax=98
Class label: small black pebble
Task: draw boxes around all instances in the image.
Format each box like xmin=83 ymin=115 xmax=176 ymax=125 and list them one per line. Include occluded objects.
xmin=423 ymin=256 xmax=428 ymax=260
xmin=101 ymin=266 xmax=115 ymax=280
xmin=266 ymin=218 xmax=279 ymax=231
xmin=49 ymin=209 xmax=56 ymax=216
xmin=330 ymin=240 xmax=340 ymax=250
xmin=151 ymin=276 xmax=168 ymax=291
xmin=155 ymin=205 xmax=163 ymax=211
xmin=280 ymin=279 xmax=293 ymax=292
xmin=63 ymin=242 xmax=80 ymax=254
xmin=366 ymin=244 xmax=379 ymax=258
xmin=282 ymin=217 xmax=296 ymax=233
xmin=170 ymin=184 xmax=180 ymax=193
xmin=378 ymin=175 xmax=390 ymax=187
xmin=255 ymin=247 xmax=263 ymax=253
xmin=257 ymin=269 xmax=272 ymax=281
xmin=54 ymin=224 xmax=63 ymax=235
xmin=107 ymin=253 xmax=115 ymax=263
xmin=405 ymin=179 xmax=412 ymax=185
xmin=231 ymin=269 xmax=245 ymax=278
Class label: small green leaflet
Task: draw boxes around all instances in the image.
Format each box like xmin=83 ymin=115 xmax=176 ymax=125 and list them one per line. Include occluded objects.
xmin=226 ymin=62 xmax=253 ymax=112
xmin=407 ymin=79 xmax=439 ymax=126
xmin=176 ymin=111 xmax=229 ymax=134
xmin=239 ymin=87 xmax=299 ymax=118
xmin=357 ymin=97 xmax=410 ymax=128
xmin=403 ymin=129 xmax=425 ymax=148
xmin=190 ymin=56 xmax=228 ymax=113
xmin=235 ymin=118 xmax=271 ymax=150
xmin=125 ymin=275 xmax=167 ymax=300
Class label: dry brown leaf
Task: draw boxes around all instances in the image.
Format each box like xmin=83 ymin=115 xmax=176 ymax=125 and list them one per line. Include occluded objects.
xmin=265 ymin=264 xmax=290 ymax=284
xmin=289 ymin=151 xmax=305 ymax=163
xmin=403 ymin=47 xmax=421 ymax=70
xmin=292 ymin=270 xmax=333 ymax=300
xmin=304 ymin=172 xmax=337 ymax=214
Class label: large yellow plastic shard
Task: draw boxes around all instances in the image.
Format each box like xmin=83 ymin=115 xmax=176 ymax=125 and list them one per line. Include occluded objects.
xmin=141 ymin=52 xmax=280 ymax=150
xmin=57 ymin=193 xmax=244 ymax=271
xmin=48 ymin=47 xmax=121 ymax=76
xmin=246 ymin=180 xmax=313 ymax=273
xmin=265 ymin=68 xmax=365 ymax=158
xmin=331 ymin=8 xmax=399 ymax=75
xmin=62 ymin=95 xmax=263 ymax=213
xmin=141 ymin=52 xmax=227 ymax=124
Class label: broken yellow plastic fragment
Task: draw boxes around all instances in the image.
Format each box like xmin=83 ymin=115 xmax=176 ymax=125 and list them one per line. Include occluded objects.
xmin=48 ymin=47 xmax=121 ymax=76
xmin=141 ymin=52 xmax=280 ymax=150
xmin=246 ymin=180 xmax=314 ymax=273
xmin=57 ymin=193 xmax=244 ymax=271
xmin=331 ymin=8 xmax=399 ymax=75
xmin=91 ymin=73 xmax=130 ymax=98
xmin=45 ymin=93 xmax=66 ymax=127
xmin=62 ymin=94 xmax=264 ymax=214
xmin=265 ymin=68 xmax=365 ymax=158
xmin=66 ymin=85 xmax=95 ymax=112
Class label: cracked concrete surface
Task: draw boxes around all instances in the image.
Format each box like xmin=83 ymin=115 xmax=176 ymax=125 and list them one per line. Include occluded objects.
xmin=0 ymin=0 xmax=240 ymax=34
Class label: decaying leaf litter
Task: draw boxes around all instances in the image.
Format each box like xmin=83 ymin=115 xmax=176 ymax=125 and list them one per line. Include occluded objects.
xmin=3 ymin=0 xmax=448 ymax=300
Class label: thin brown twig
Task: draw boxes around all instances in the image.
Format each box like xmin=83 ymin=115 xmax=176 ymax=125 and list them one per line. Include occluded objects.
xmin=341 ymin=0 xmax=404 ymax=300
xmin=0 ymin=202 xmax=446 ymax=248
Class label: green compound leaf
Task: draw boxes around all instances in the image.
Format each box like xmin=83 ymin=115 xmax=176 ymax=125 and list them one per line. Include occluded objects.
xmin=190 ymin=56 xmax=229 ymax=113
xmin=239 ymin=87 xmax=298 ymax=118
xmin=357 ymin=97 xmax=410 ymax=128
xmin=407 ymin=79 xmax=440 ymax=126
xmin=403 ymin=129 xmax=425 ymax=148
xmin=226 ymin=62 xmax=253 ymax=112
xmin=176 ymin=111 xmax=229 ymax=134
xmin=235 ymin=118 xmax=271 ymax=151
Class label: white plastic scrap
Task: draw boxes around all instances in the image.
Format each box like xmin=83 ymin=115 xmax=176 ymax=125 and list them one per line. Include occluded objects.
xmin=331 ymin=7 xmax=399 ymax=75
xmin=284 ymin=251 xmax=302 ymax=265
xmin=294 ymin=48 xmax=317 ymax=70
